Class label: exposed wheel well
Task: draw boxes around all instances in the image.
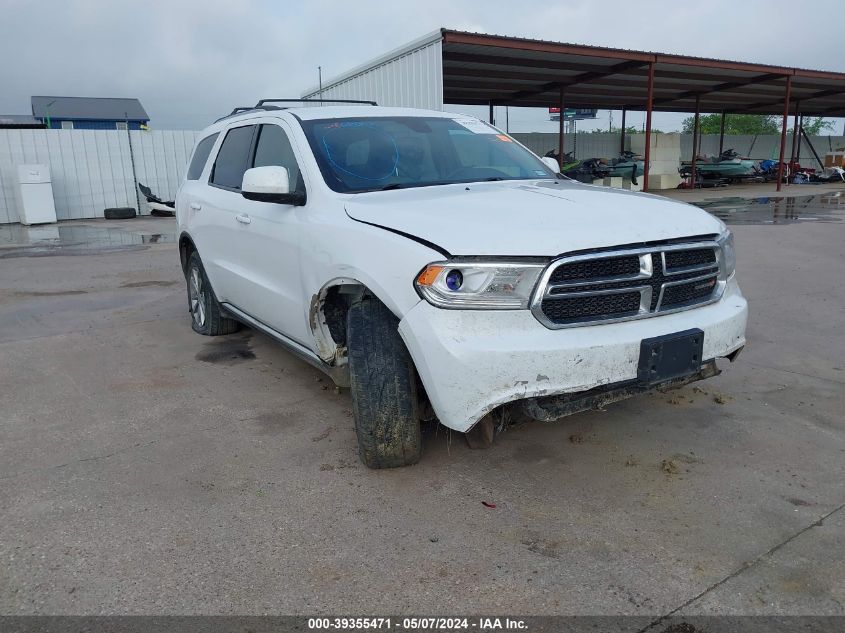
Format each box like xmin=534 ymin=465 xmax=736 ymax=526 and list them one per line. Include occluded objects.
xmin=179 ymin=234 xmax=196 ymax=275
xmin=309 ymin=281 xmax=369 ymax=366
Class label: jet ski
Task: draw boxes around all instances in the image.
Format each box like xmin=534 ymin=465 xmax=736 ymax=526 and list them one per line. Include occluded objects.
xmin=681 ymin=149 xmax=758 ymax=181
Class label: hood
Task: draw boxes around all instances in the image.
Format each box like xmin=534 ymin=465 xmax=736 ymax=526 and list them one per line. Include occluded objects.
xmin=344 ymin=180 xmax=724 ymax=257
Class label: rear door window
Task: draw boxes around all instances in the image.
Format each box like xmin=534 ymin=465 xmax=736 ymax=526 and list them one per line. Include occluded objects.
xmin=186 ymin=133 xmax=218 ymax=180
xmin=210 ymin=125 xmax=256 ymax=190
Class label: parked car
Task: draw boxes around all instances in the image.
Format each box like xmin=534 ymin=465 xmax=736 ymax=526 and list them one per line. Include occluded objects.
xmin=177 ymin=100 xmax=747 ymax=468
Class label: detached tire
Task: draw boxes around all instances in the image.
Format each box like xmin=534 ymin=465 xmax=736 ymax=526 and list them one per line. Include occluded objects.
xmin=185 ymin=251 xmax=240 ymax=336
xmin=347 ymin=296 xmax=422 ymax=468
xmin=104 ymin=207 xmax=136 ymax=220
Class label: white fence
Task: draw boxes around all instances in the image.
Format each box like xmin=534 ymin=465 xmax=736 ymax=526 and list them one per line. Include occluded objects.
xmin=0 ymin=129 xmax=201 ymax=224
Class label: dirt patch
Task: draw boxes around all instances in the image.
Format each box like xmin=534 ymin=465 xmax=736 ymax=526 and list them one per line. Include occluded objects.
xmin=660 ymin=623 xmax=703 ymax=633
xmin=320 ymin=459 xmax=358 ymax=472
xmin=671 ymin=452 xmax=703 ymax=465
xmin=11 ymin=289 xmax=87 ymax=297
xmin=511 ymin=443 xmax=558 ymax=463
xmin=569 ymin=433 xmax=584 ymax=444
xmin=311 ymin=427 xmax=332 ymax=442
xmin=520 ymin=535 xmax=560 ymax=559
xmin=120 ymin=280 xmax=177 ymax=288
xmin=661 ymin=459 xmax=681 ymax=475
xmin=195 ymin=335 xmax=255 ymax=365
xmin=251 ymin=411 xmax=296 ymax=435
xmin=786 ymin=497 xmax=812 ymax=507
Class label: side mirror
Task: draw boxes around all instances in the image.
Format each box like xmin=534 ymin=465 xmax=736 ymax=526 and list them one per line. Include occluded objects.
xmin=541 ymin=156 xmax=561 ymax=173
xmin=241 ymin=166 xmax=306 ymax=205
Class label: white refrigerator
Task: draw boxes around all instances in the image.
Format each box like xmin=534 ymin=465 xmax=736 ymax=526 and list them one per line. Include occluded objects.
xmin=16 ymin=164 xmax=58 ymax=225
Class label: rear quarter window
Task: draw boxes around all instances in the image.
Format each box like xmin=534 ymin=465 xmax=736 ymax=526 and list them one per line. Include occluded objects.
xmin=186 ymin=133 xmax=218 ymax=180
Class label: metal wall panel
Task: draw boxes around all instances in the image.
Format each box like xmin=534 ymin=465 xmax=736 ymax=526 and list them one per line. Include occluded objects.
xmin=0 ymin=129 xmax=201 ymax=223
xmin=302 ymin=37 xmax=443 ymax=110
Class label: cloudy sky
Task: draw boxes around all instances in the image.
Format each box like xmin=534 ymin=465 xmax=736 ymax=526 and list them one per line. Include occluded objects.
xmin=1 ymin=0 xmax=843 ymax=133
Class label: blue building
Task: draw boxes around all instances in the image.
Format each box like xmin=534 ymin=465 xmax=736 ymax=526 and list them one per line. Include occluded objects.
xmin=31 ymin=96 xmax=149 ymax=130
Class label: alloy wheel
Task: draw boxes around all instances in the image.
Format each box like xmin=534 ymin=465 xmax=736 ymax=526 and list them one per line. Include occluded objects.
xmin=189 ymin=265 xmax=206 ymax=328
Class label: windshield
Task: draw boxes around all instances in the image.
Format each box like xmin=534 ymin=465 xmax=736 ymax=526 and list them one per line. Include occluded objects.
xmin=299 ymin=116 xmax=555 ymax=193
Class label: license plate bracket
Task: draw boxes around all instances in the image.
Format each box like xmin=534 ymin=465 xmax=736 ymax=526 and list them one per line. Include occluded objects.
xmin=637 ymin=328 xmax=704 ymax=385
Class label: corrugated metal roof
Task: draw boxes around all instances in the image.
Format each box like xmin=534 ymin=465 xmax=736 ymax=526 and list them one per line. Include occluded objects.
xmin=0 ymin=114 xmax=42 ymax=126
xmin=31 ymin=96 xmax=149 ymax=121
xmin=440 ymin=30 xmax=845 ymax=116
xmin=442 ymin=29 xmax=845 ymax=77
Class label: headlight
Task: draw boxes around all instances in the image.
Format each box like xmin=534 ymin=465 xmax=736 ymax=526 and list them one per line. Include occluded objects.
xmin=415 ymin=261 xmax=544 ymax=309
xmin=718 ymin=231 xmax=736 ymax=280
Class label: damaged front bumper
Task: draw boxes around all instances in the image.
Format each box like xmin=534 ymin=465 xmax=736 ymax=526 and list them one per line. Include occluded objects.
xmin=398 ymin=278 xmax=747 ymax=432
xmin=522 ymin=359 xmax=720 ymax=422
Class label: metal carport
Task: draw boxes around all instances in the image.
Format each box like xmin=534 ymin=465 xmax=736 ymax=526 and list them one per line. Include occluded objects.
xmin=304 ymin=29 xmax=845 ymax=191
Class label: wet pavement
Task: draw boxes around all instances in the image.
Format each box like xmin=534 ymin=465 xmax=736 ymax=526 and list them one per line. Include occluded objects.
xmin=692 ymin=191 xmax=845 ymax=225
xmin=0 ymin=218 xmax=175 ymax=258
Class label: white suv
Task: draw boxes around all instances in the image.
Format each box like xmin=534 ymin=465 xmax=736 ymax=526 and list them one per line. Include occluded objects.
xmin=176 ymin=100 xmax=747 ymax=468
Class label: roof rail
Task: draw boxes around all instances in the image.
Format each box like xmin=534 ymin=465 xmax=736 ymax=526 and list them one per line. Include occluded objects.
xmin=213 ymin=105 xmax=283 ymax=123
xmin=213 ymin=99 xmax=377 ymax=124
xmin=255 ymin=98 xmax=378 ymax=107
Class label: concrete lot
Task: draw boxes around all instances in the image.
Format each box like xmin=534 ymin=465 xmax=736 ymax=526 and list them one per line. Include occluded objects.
xmin=0 ymin=195 xmax=843 ymax=617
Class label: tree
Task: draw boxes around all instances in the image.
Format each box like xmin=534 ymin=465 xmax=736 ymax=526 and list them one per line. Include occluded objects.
xmin=794 ymin=117 xmax=835 ymax=135
xmin=681 ymin=113 xmax=780 ymax=135
xmin=584 ymin=126 xmax=637 ymax=134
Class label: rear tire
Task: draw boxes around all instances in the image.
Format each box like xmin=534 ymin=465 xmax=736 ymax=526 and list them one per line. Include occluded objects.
xmin=347 ymin=296 xmax=422 ymax=468
xmin=186 ymin=251 xmax=240 ymax=336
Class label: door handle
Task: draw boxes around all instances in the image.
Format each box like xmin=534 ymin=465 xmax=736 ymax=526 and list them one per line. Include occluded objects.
xmin=235 ymin=213 xmax=251 ymax=225
xmin=189 ymin=202 xmax=202 ymax=211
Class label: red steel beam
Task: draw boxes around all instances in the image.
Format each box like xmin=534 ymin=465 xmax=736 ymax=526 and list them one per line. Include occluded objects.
xmin=558 ymin=86 xmax=565 ymax=166
xmin=788 ymin=102 xmax=800 ymax=185
xmin=643 ymin=63 xmax=655 ymax=192
xmin=620 ymin=108 xmax=627 ymax=154
xmin=691 ymin=95 xmax=701 ymax=189
xmin=442 ymin=30 xmax=654 ymax=62
xmin=775 ymin=75 xmax=793 ymax=192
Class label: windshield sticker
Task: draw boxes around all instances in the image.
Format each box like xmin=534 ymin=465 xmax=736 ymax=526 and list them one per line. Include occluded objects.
xmin=496 ymin=134 xmax=513 ymax=142
xmin=453 ymin=117 xmax=498 ymax=134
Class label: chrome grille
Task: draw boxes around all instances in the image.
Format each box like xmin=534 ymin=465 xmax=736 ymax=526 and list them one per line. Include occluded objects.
xmin=532 ymin=241 xmax=724 ymax=328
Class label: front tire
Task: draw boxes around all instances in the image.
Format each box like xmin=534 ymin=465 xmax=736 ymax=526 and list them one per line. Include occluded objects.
xmin=347 ymin=296 xmax=422 ymax=468
xmin=186 ymin=251 xmax=240 ymax=336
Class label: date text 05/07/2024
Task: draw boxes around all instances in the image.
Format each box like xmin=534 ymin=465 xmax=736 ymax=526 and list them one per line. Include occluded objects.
xmin=307 ymin=618 xmax=528 ymax=630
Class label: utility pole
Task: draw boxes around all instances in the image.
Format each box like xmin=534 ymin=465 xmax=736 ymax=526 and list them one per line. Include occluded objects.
xmin=318 ymin=66 xmax=323 ymax=104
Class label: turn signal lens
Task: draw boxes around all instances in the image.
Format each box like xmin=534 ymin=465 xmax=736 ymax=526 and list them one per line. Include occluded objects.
xmin=416 ymin=265 xmax=444 ymax=286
